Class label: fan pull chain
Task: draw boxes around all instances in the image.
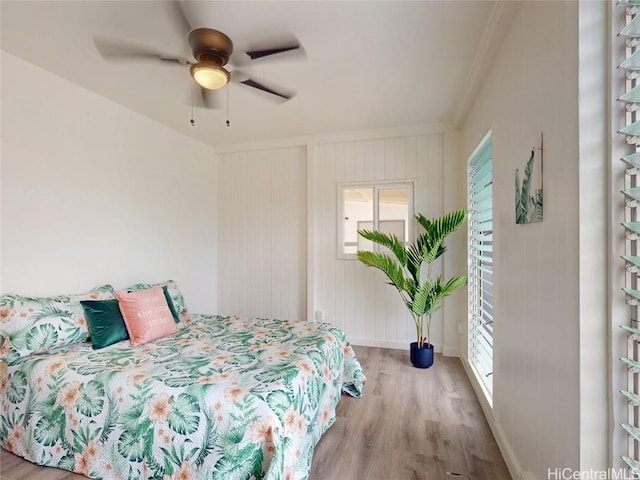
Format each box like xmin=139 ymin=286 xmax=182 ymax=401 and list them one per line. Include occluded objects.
xmin=226 ymin=85 xmax=231 ymax=127
xmin=190 ymin=89 xmax=195 ymax=127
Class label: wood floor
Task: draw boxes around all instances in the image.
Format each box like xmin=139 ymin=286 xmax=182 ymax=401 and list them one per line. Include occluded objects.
xmin=0 ymin=346 xmax=511 ymax=480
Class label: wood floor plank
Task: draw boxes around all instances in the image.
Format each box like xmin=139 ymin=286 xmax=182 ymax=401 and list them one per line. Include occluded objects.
xmin=0 ymin=346 xmax=511 ymax=480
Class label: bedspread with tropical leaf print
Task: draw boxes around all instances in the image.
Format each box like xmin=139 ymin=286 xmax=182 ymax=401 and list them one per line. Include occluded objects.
xmin=0 ymin=314 xmax=366 ymax=480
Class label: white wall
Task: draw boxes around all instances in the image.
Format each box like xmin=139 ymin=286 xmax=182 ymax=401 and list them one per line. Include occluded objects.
xmin=578 ymin=0 xmax=609 ymax=472
xmin=216 ymin=146 xmax=307 ymax=321
xmin=308 ymin=128 xmax=467 ymax=354
xmin=459 ymin=2 xmax=603 ymax=479
xmin=214 ymin=125 xmax=468 ymax=354
xmin=0 ymin=52 xmax=218 ymax=313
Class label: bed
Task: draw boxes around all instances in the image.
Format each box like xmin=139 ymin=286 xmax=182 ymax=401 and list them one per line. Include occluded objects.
xmin=0 ymin=283 xmax=365 ymax=480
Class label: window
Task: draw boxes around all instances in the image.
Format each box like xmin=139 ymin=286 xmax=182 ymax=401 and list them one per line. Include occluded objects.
xmin=619 ymin=1 xmax=640 ymax=472
xmin=467 ymin=132 xmax=494 ymax=402
xmin=338 ymin=182 xmax=414 ymax=259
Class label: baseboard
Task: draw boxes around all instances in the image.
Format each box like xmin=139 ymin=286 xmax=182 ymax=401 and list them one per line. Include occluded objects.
xmin=460 ymin=358 xmax=523 ymax=480
xmin=348 ymin=337 xmax=409 ymax=350
xmin=441 ymin=346 xmax=460 ymax=357
xmin=349 ymin=337 xmax=461 ymax=357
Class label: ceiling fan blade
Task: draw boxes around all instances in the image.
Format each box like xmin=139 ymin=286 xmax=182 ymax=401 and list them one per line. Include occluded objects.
xmin=188 ymin=84 xmax=221 ymax=109
xmin=160 ymin=57 xmax=191 ymax=65
xmin=200 ymin=86 xmax=221 ymax=109
xmin=94 ymin=37 xmax=185 ymax=64
xmin=245 ymin=43 xmax=300 ymax=60
xmin=239 ymin=78 xmax=293 ymax=101
xmin=230 ymin=34 xmax=305 ymax=67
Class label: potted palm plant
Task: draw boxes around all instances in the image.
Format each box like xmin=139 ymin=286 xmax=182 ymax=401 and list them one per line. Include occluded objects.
xmin=357 ymin=209 xmax=467 ymax=368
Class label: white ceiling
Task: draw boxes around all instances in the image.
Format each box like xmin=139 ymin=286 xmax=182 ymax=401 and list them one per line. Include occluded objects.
xmin=0 ymin=1 xmax=519 ymax=148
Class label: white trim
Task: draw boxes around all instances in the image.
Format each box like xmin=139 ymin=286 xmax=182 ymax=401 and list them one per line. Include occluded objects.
xmin=213 ymin=123 xmax=450 ymax=154
xmin=578 ymin=0 xmax=609 ymax=472
xmin=611 ymin=0 xmax=631 ymax=469
xmin=442 ymin=127 xmax=466 ymax=361
xmin=349 ymin=338 xmax=408 ymax=350
xmin=348 ymin=339 xmax=459 ymax=357
xmin=336 ymin=180 xmax=415 ymax=260
xmin=306 ymin=144 xmax=316 ymax=324
xmin=441 ymin=346 xmax=460 ymax=357
xmin=460 ymin=357 xmax=523 ymax=480
xmin=466 ymin=130 xmax=494 ymax=399
xmin=467 ymin=129 xmax=494 ymax=164
xmin=451 ymin=1 xmax=522 ymax=128
xmin=349 ymin=338 xmax=454 ymax=355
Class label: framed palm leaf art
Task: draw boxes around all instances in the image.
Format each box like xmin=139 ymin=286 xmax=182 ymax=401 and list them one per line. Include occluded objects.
xmin=515 ymin=133 xmax=543 ymax=224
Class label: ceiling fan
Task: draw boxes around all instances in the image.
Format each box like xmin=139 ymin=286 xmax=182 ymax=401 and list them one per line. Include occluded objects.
xmin=93 ymin=2 xmax=303 ymax=109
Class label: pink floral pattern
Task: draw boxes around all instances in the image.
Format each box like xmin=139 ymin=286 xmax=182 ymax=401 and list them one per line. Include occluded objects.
xmin=0 ymin=313 xmax=365 ymax=480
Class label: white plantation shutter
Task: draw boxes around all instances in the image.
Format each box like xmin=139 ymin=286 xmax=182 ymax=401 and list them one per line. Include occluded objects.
xmin=468 ymin=133 xmax=493 ymax=401
xmin=619 ymin=0 xmax=640 ymax=473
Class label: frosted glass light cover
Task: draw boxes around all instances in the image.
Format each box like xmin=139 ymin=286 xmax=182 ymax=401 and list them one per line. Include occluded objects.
xmin=190 ymin=64 xmax=229 ymax=90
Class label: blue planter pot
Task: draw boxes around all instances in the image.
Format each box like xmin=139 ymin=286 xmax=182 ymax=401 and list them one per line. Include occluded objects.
xmin=410 ymin=342 xmax=434 ymax=368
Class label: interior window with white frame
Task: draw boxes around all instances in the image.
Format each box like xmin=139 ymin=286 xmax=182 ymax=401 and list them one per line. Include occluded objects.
xmin=338 ymin=182 xmax=414 ymax=259
xmin=467 ymin=132 xmax=494 ymax=403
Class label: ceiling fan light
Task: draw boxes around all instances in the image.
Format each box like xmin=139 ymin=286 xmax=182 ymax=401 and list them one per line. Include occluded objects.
xmin=190 ymin=63 xmax=230 ymax=90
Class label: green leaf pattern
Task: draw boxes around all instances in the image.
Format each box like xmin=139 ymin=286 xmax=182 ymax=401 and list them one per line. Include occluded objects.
xmin=0 ymin=313 xmax=365 ymax=479
xmin=515 ymin=148 xmax=543 ymax=224
xmin=0 ymin=285 xmax=115 ymax=364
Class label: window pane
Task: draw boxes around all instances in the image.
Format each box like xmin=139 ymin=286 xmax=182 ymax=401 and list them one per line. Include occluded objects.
xmin=343 ymin=187 xmax=373 ymax=254
xmin=468 ymin=133 xmax=493 ymax=402
xmin=379 ymin=188 xmax=410 ymax=243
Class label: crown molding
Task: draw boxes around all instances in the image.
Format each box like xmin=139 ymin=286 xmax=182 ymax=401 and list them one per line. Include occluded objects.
xmin=213 ymin=122 xmax=452 ymax=154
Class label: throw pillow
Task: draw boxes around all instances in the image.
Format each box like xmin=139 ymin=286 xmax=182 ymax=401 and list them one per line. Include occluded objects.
xmin=125 ymin=280 xmax=190 ymax=322
xmin=80 ymin=299 xmax=129 ymax=349
xmin=116 ymin=286 xmax=178 ymax=346
xmin=162 ymin=286 xmax=180 ymax=323
xmin=0 ymin=284 xmax=115 ymax=364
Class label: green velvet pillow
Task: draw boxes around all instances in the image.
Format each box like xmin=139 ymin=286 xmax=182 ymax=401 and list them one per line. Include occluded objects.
xmin=80 ymin=299 xmax=129 ymax=349
xmin=163 ymin=286 xmax=180 ymax=323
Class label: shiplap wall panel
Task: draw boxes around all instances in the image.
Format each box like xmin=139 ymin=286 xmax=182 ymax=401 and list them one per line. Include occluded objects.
xmin=217 ymin=146 xmax=306 ymax=321
xmin=310 ymin=133 xmax=445 ymax=349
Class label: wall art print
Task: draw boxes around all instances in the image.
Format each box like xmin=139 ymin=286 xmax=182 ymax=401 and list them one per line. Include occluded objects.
xmin=515 ymin=133 xmax=543 ymax=224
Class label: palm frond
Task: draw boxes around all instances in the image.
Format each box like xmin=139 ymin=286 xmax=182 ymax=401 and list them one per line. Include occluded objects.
xmin=426 ymin=209 xmax=466 ymax=244
xmin=404 ymin=277 xmax=417 ymax=301
xmin=421 ymin=241 xmax=443 ymax=264
xmin=358 ymin=229 xmax=407 ymax=266
xmin=31 ymin=305 xmax=72 ymax=322
xmin=516 ymin=149 xmax=535 ymax=224
xmin=515 ymin=170 xmax=526 ymax=223
xmin=521 ymin=150 xmax=534 ymax=213
xmin=357 ymin=209 xmax=468 ymax=346
xmin=533 ymin=188 xmax=543 ymax=222
xmin=406 ymin=231 xmax=429 ymax=283
xmin=416 ymin=213 xmax=431 ymax=232
xmin=357 ymin=251 xmax=405 ymax=292
xmin=411 ymin=280 xmax=435 ymax=317
xmin=442 ymin=276 xmax=468 ymax=296
xmin=420 ymin=209 xmax=466 ymax=262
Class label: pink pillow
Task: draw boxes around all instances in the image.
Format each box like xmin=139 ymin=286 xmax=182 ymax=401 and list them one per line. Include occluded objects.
xmin=115 ymin=286 xmax=178 ymax=346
